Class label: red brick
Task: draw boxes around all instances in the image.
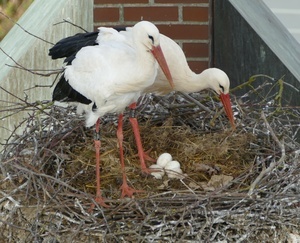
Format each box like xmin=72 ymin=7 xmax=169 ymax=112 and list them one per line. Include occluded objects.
xmin=183 ymin=7 xmax=208 ymax=22
xmin=157 ymin=24 xmax=209 ymax=40
xmin=94 ymin=7 xmax=119 ymax=22
xmin=187 ymin=61 xmax=209 ymax=73
xmin=183 ymin=43 xmax=209 ymax=58
xmin=124 ymin=7 xmax=178 ymax=21
xmin=95 ymin=0 xmax=148 ymax=3
xmin=155 ymin=0 xmax=208 ymax=3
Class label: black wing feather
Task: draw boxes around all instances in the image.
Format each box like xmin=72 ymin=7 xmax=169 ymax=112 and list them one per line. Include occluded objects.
xmin=49 ymin=31 xmax=99 ymax=63
xmin=52 ymin=75 xmax=92 ymax=104
xmin=49 ymin=27 xmax=126 ymax=62
xmin=50 ymin=27 xmax=126 ymax=105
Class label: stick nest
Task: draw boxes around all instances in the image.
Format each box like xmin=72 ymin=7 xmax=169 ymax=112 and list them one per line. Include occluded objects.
xmin=1 ymin=76 xmax=300 ymax=242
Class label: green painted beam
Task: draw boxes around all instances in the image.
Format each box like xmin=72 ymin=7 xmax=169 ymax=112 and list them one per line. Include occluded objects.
xmin=0 ymin=0 xmax=93 ymax=152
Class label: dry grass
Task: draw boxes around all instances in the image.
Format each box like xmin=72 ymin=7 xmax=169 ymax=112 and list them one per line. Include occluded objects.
xmin=0 ymin=76 xmax=299 ymax=242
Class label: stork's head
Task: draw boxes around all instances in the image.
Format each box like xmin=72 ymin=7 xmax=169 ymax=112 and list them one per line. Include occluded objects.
xmin=132 ymin=21 xmax=174 ymax=89
xmin=133 ymin=21 xmax=161 ymax=50
xmin=203 ymin=68 xmax=235 ymax=128
xmin=203 ymin=68 xmax=230 ymax=95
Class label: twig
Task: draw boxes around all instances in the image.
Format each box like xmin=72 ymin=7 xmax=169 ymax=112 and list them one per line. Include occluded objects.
xmin=5 ymin=64 xmax=63 ymax=76
xmin=0 ymin=11 xmax=53 ymax=45
xmin=74 ymin=198 xmax=91 ymax=217
xmin=179 ymin=91 xmax=213 ymax=113
xmin=230 ymin=74 xmax=275 ymax=93
xmin=44 ymin=211 xmax=82 ymax=225
xmin=0 ymin=181 xmax=27 ymax=205
xmin=0 ymin=47 xmax=62 ymax=77
xmin=248 ymin=111 xmax=286 ymax=195
xmin=53 ymin=19 xmax=89 ymax=33
xmin=0 ymin=70 xmax=299 ymax=241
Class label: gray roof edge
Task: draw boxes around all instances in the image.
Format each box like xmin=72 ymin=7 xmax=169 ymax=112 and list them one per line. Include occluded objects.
xmin=229 ymin=0 xmax=300 ymax=82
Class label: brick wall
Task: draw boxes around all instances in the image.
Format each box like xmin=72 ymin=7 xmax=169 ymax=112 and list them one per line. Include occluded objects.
xmin=94 ymin=0 xmax=210 ymax=73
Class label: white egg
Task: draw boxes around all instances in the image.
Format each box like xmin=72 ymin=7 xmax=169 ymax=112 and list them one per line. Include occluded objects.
xmin=164 ymin=160 xmax=181 ymax=170
xmin=156 ymin=153 xmax=172 ymax=168
xmin=166 ymin=167 xmax=184 ymax=179
xmin=149 ymin=164 xmax=165 ymax=179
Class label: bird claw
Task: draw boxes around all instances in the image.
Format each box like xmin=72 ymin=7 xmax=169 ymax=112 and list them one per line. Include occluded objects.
xmin=140 ymin=166 xmax=154 ymax=175
xmin=95 ymin=196 xmax=110 ymax=208
xmin=134 ymin=148 xmax=156 ymax=163
xmin=134 ymin=148 xmax=157 ymax=174
xmin=120 ymin=182 xmax=144 ymax=198
xmin=89 ymin=195 xmax=110 ymax=212
xmin=142 ymin=148 xmax=156 ymax=162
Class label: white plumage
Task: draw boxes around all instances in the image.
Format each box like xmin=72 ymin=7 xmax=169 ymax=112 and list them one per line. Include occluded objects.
xmin=64 ymin=21 xmax=172 ymax=127
xmin=146 ymin=34 xmax=231 ymax=95
xmin=49 ymin=22 xmax=235 ymax=206
xmin=50 ymin=24 xmax=234 ymax=127
xmin=51 ymin=21 xmax=174 ymax=207
xmin=144 ymin=34 xmax=235 ymax=127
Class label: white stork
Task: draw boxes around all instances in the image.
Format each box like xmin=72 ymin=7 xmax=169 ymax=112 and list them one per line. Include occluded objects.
xmin=50 ymin=21 xmax=174 ymax=207
xmin=144 ymin=34 xmax=235 ymax=128
xmin=49 ymin=24 xmax=236 ymax=206
xmin=50 ymin=26 xmax=235 ymax=128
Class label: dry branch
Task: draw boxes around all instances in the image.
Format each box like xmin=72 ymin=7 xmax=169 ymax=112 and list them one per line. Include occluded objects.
xmin=248 ymin=111 xmax=286 ymax=195
xmin=0 ymin=19 xmax=299 ymax=240
xmin=1 ymin=77 xmax=299 ymax=241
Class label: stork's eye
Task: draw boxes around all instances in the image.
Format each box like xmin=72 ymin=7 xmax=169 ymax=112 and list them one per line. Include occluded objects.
xmin=219 ymin=84 xmax=225 ymax=92
xmin=148 ymin=35 xmax=154 ymax=44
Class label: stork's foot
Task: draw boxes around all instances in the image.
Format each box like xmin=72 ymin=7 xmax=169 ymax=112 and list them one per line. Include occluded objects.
xmin=89 ymin=194 xmax=110 ymax=212
xmin=143 ymin=149 xmax=156 ymax=163
xmin=120 ymin=181 xmax=144 ymax=198
xmin=95 ymin=195 xmax=110 ymax=207
xmin=134 ymin=149 xmax=156 ymax=163
xmin=142 ymin=148 xmax=156 ymax=162
xmin=140 ymin=166 xmax=154 ymax=175
xmin=134 ymin=148 xmax=156 ymax=174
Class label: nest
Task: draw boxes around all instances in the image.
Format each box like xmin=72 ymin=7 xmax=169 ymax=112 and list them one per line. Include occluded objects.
xmin=0 ymin=75 xmax=299 ymax=242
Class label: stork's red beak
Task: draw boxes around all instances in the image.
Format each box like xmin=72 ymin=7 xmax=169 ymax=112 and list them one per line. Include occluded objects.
xmin=219 ymin=93 xmax=235 ymax=129
xmin=151 ymin=45 xmax=174 ymax=89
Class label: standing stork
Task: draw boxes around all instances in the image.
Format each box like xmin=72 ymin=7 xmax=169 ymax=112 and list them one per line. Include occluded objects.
xmin=144 ymin=34 xmax=235 ymax=128
xmin=50 ymin=21 xmax=174 ymax=207
xmin=50 ymin=28 xmax=235 ymax=128
xmin=49 ymin=25 xmax=236 ymax=205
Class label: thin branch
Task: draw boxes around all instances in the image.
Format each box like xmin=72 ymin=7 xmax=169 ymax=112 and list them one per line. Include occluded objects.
xmin=5 ymin=64 xmax=63 ymax=76
xmin=0 ymin=47 xmax=62 ymax=77
xmin=53 ymin=19 xmax=89 ymax=33
xmin=0 ymin=11 xmax=54 ymax=45
xmin=0 ymin=182 xmax=28 ymax=205
xmin=248 ymin=111 xmax=286 ymax=195
xmin=179 ymin=91 xmax=213 ymax=113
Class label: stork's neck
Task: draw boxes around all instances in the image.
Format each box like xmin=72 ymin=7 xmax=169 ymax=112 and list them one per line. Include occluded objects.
xmin=136 ymin=44 xmax=157 ymax=76
xmin=146 ymin=65 xmax=212 ymax=95
xmin=176 ymin=70 xmax=211 ymax=93
xmin=127 ymin=38 xmax=157 ymax=91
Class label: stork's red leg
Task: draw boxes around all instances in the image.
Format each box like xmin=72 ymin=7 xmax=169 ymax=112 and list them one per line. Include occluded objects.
xmin=128 ymin=103 xmax=155 ymax=174
xmin=117 ymin=114 xmax=143 ymax=197
xmin=90 ymin=118 xmax=109 ymax=210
